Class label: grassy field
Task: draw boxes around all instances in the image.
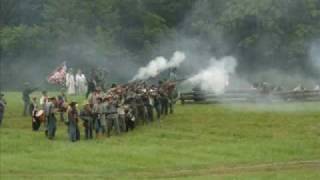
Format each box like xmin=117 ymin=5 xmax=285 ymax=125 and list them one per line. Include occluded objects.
xmin=0 ymin=92 xmax=320 ymax=179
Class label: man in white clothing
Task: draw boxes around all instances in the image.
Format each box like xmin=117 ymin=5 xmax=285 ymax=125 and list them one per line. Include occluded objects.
xmin=75 ymin=69 xmax=87 ymax=95
xmin=66 ymin=68 xmax=76 ymax=95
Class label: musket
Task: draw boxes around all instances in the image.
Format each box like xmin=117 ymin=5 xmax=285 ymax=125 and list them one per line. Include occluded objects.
xmin=163 ymin=78 xmax=186 ymax=86
xmin=172 ymin=78 xmax=186 ymax=83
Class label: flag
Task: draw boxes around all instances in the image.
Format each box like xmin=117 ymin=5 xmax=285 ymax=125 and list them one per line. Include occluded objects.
xmin=47 ymin=62 xmax=67 ymax=85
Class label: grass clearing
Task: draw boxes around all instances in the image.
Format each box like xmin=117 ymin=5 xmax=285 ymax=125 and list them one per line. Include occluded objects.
xmin=0 ymin=92 xmax=320 ymax=179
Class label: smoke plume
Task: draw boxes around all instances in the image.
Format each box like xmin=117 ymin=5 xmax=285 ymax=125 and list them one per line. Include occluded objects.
xmin=186 ymin=56 xmax=237 ymax=94
xmin=132 ymin=51 xmax=186 ymax=81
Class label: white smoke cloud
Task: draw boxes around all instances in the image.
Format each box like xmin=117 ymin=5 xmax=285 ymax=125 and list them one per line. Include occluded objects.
xmin=132 ymin=51 xmax=186 ymax=81
xmin=167 ymin=51 xmax=186 ymax=68
xmin=186 ymin=56 xmax=237 ymax=94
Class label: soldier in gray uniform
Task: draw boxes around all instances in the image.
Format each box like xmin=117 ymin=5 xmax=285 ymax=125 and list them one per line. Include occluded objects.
xmin=80 ymin=104 xmax=94 ymax=139
xmin=117 ymin=97 xmax=127 ymax=132
xmin=22 ymin=82 xmax=37 ymax=116
xmin=106 ymin=96 xmax=120 ymax=137
xmin=158 ymin=80 xmax=168 ymax=116
xmin=100 ymin=97 xmax=109 ymax=135
xmin=160 ymin=91 xmax=169 ymax=116
xmin=92 ymin=97 xmax=105 ymax=138
xmin=135 ymin=92 xmax=146 ymax=125
xmin=143 ymin=92 xmax=153 ymax=122
xmin=167 ymin=83 xmax=177 ymax=114
xmin=45 ymin=97 xmax=57 ymax=140
xmin=124 ymin=105 xmax=135 ymax=131
xmin=151 ymin=87 xmax=161 ymax=120
xmin=67 ymin=102 xmax=80 ymax=142
xmin=126 ymin=88 xmax=138 ymax=122
xmin=0 ymin=93 xmax=7 ymax=127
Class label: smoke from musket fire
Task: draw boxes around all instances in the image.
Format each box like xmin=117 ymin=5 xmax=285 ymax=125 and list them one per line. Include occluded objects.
xmin=132 ymin=51 xmax=186 ymax=81
xmin=186 ymin=56 xmax=237 ymax=94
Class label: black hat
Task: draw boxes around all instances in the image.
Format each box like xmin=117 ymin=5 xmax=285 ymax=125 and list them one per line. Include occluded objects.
xmin=48 ymin=96 xmax=56 ymax=100
xmin=69 ymin=101 xmax=77 ymax=106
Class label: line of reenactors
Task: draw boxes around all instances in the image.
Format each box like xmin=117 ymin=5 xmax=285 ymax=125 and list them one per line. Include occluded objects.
xmin=81 ymin=80 xmax=178 ymax=140
xmin=27 ymin=80 xmax=178 ymax=142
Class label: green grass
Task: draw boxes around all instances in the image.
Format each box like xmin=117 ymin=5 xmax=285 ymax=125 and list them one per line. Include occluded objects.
xmin=1 ymin=92 xmax=320 ymax=179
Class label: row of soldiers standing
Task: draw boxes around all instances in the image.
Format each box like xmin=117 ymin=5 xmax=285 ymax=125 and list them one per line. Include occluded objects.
xmin=81 ymin=80 xmax=178 ymax=140
xmin=22 ymin=79 xmax=178 ymax=142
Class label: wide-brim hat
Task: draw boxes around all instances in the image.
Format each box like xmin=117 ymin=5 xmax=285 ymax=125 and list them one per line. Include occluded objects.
xmin=104 ymin=95 xmax=112 ymax=99
xmin=69 ymin=101 xmax=77 ymax=106
xmin=48 ymin=96 xmax=56 ymax=100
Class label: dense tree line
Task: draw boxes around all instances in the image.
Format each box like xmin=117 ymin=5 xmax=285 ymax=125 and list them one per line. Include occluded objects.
xmin=1 ymin=0 xmax=320 ymax=89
